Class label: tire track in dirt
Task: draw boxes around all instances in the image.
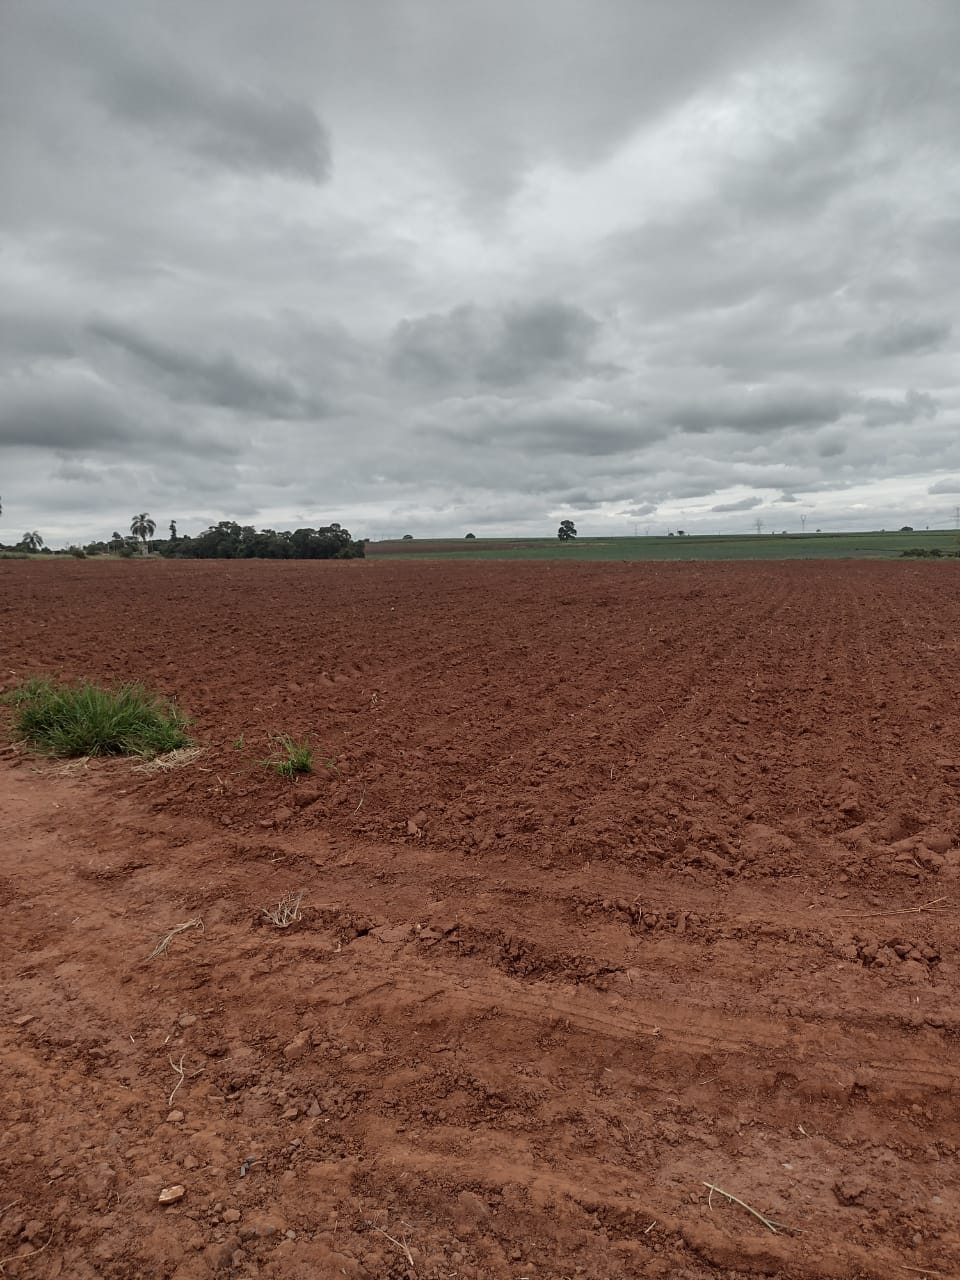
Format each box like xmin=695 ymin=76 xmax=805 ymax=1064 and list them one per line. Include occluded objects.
xmin=3 ymin=760 xmax=959 ymax=1277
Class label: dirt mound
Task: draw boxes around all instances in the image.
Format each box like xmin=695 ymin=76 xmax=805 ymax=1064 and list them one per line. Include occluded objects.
xmin=2 ymin=557 xmax=960 ymax=1276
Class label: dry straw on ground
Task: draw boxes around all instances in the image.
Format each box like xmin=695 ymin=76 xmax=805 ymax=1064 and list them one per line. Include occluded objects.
xmin=148 ymin=917 xmax=204 ymax=959
xmin=135 ymin=746 xmax=205 ymax=773
xmin=261 ymin=890 xmax=304 ymax=928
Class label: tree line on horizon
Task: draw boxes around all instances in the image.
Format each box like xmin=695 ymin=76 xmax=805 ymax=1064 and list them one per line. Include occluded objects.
xmin=155 ymin=518 xmax=364 ymax=559
xmin=119 ymin=515 xmax=364 ymax=559
xmin=0 ymin=510 xmax=364 ymax=559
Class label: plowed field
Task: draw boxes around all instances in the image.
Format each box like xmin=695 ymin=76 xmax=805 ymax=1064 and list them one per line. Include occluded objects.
xmin=2 ymin=558 xmax=960 ymax=1279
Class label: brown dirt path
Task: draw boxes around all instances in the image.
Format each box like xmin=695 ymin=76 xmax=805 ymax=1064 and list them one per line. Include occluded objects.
xmin=2 ymin=559 xmax=960 ymax=1277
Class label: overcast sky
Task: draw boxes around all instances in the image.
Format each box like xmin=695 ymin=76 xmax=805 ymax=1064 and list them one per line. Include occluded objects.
xmin=3 ymin=0 xmax=960 ymax=544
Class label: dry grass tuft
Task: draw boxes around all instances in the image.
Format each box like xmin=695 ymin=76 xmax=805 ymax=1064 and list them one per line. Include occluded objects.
xmin=261 ymin=890 xmax=304 ymax=928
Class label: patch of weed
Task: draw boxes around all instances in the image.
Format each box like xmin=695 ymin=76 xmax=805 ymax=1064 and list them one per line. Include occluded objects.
xmin=262 ymin=734 xmax=314 ymax=779
xmin=5 ymin=677 xmax=191 ymax=758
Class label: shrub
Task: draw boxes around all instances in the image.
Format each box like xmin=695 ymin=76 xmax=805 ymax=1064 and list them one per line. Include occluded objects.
xmin=6 ymin=678 xmax=191 ymax=757
xmin=335 ymin=542 xmax=365 ymax=559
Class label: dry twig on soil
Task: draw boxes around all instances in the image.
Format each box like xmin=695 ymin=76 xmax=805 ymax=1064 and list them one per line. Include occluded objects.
xmin=703 ymin=1181 xmax=787 ymax=1234
xmin=839 ymin=897 xmax=948 ymax=920
xmin=0 ymin=1232 xmax=54 ymax=1274
xmin=169 ymin=1055 xmax=186 ymax=1107
xmin=261 ymin=890 xmax=304 ymax=928
xmin=370 ymin=1223 xmax=416 ymax=1271
xmin=168 ymin=1054 xmax=203 ymax=1107
xmin=148 ymin=917 xmax=204 ymax=959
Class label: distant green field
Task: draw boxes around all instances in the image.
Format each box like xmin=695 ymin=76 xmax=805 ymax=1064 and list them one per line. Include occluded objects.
xmin=369 ymin=530 xmax=960 ymax=562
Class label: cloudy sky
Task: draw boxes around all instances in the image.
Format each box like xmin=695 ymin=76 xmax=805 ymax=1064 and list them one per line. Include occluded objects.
xmin=3 ymin=0 xmax=960 ymax=544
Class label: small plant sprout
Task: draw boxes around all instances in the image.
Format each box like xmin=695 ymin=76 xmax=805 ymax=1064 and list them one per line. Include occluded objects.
xmin=261 ymin=890 xmax=304 ymax=928
xmin=262 ymin=734 xmax=314 ymax=779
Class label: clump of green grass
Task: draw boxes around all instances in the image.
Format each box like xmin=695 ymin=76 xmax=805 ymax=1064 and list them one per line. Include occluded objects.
xmin=262 ymin=734 xmax=314 ymax=779
xmin=5 ymin=677 xmax=191 ymax=758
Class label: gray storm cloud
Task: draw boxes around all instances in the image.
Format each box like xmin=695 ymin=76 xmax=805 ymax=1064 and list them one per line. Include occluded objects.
xmin=2 ymin=0 xmax=960 ymax=543
xmin=97 ymin=57 xmax=331 ymax=181
xmin=711 ymin=496 xmax=764 ymax=513
xmin=390 ymin=300 xmax=603 ymax=387
xmin=89 ymin=319 xmax=328 ymax=419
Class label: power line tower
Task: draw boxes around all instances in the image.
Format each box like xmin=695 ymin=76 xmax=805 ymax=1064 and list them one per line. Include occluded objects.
xmin=754 ymin=517 xmax=763 ymax=536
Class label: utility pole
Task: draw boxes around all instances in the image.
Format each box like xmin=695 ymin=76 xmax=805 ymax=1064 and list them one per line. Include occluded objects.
xmin=954 ymin=505 xmax=959 ymax=530
xmin=800 ymin=514 xmax=807 ymax=534
xmin=754 ymin=517 xmax=763 ymax=536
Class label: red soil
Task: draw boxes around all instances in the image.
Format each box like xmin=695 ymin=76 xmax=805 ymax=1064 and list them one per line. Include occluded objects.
xmin=2 ymin=557 xmax=960 ymax=1278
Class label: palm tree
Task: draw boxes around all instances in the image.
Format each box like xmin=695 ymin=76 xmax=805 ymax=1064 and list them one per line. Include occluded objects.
xmin=130 ymin=513 xmax=156 ymax=555
xmin=20 ymin=531 xmax=44 ymax=552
